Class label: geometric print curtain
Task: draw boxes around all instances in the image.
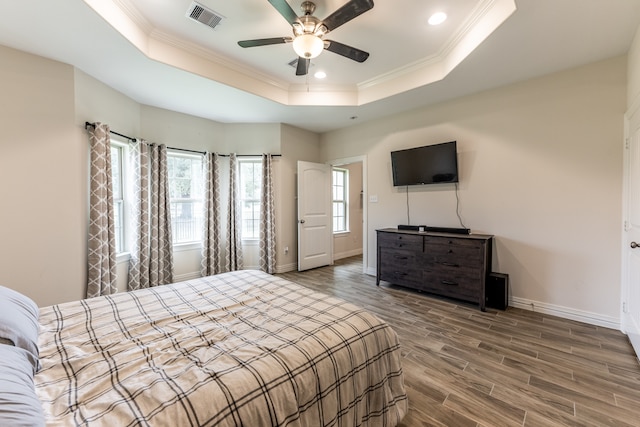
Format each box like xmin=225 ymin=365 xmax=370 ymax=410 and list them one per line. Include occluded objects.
xmin=87 ymin=122 xmax=117 ymax=298
xmin=126 ymin=140 xmax=150 ymax=291
xmin=259 ymin=154 xmax=276 ymax=274
xmin=201 ymin=152 xmax=222 ymax=276
xmin=225 ymin=153 xmax=243 ymax=272
xmin=127 ymin=140 xmax=173 ymax=290
xmin=149 ymin=143 xmax=173 ymax=286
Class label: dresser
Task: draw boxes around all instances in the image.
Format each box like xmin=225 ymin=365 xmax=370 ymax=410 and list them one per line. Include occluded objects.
xmin=376 ymin=228 xmax=493 ymax=310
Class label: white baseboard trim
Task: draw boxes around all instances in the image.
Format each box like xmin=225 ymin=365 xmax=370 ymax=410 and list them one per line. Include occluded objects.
xmin=368 ymin=268 xmax=620 ymax=330
xmin=178 ymin=264 xmax=297 ymax=278
xmin=276 ymin=262 xmax=298 ymax=273
xmin=509 ymin=296 xmax=620 ymax=330
xmin=173 ymin=272 xmax=202 ymax=282
xmin=334 ymin=249 xmax=363 ymax=261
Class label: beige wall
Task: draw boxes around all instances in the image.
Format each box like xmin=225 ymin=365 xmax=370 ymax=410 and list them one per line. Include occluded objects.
xmin=321 ymin=56 xmax=626 ymax=326
xmin=0 ymin=45 xmax=321 ymax=306
xmin=628 ymin=26 xmax=640 ymax=107
xmin=0 ymin=45 xmax=85 ymax=306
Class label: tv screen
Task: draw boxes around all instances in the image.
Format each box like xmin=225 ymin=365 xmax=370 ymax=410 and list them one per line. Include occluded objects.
xmin=391 ymin=141 xmax=459 ymax=186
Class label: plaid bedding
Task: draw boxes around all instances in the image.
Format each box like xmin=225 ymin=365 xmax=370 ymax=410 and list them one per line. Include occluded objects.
xmin=35 ymin=270 xmax=407 ymax=426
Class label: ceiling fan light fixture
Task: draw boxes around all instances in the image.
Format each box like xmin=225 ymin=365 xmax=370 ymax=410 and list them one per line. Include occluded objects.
xmin=293 ymin=34 xmax=324 ymax=59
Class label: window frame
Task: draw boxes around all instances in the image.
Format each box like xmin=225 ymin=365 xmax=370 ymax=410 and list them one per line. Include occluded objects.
xmin=238 ymin=157 xmax=262 ymax=241
xmin=332 ymin=167 xmax=349 ymax=234
xmin=167 ymin=150 xmax=205 ymax=247
xmin=110 ymin=139 xmax=127 ymax=255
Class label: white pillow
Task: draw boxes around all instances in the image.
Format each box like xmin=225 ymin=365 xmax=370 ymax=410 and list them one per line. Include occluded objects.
xmin=0 ymin=285 xmax=40 ymax=372
xmin=0 ymin=345 xmax=45 ymax=426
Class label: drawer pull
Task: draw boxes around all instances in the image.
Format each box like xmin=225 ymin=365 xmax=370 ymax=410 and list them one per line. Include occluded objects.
xmin=395 ymin=272 xmax=407 ymax=276
xmin=441 ymin=262 xmax=459 ymax=267
xmin=394 ymin=256 xmax=409 ymax=260
xmin=442 ymin=280 xmax=458 ymax=286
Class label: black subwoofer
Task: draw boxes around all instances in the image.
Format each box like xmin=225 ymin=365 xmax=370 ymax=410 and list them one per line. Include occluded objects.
xmin=486 ymin=272 xmax=509 ymax=310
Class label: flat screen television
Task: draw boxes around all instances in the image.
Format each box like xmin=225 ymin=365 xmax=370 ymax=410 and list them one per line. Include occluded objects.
xmin=390 ymin=141 xmax=459 ymax=186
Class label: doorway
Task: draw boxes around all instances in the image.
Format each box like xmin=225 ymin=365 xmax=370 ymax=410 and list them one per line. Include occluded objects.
xmin=331 ymin=156 xmax=366 ymax=273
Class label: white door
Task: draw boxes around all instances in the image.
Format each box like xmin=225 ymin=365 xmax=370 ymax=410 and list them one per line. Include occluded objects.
xmin=623 ymin=110 xmax=640 ymax=358
xmin=297 ymin=161 xmax=333 ymax=271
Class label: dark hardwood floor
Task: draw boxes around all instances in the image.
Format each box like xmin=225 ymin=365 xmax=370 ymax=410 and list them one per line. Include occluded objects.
xmin=278 ymin=256 xmax=640 ymax=427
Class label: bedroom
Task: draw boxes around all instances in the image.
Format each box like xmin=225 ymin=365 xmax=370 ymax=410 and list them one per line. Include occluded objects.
xmin=1 ymin=0 xmax=640 ymax=425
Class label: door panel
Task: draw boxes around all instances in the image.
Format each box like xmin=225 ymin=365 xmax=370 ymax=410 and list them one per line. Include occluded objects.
xmin=623 ymin=111 xmax=640 ymax=358
xmin=297 ymin=161 xmax=332 ymax=271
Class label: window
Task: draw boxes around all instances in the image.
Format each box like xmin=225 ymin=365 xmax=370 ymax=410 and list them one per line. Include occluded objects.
xmin=239 ymin=159 xmax=262 ymax=239
xmin=110 ymin=142 xmax=125 ymax=253
xmin=167 ymin=152 xmax=204 ymax=244
xmin=333 ymin=168 xmax=348 ymax=233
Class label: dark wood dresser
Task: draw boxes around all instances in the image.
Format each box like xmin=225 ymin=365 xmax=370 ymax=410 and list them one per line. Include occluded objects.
xmin=376 ymin=228 xmax=493 ymax=310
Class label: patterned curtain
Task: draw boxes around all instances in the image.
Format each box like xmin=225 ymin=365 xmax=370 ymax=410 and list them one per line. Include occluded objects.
xmin=149 ymin=144 xmax=173 ymax=285
xmin=87 ymin=123 xmax=117 ymax=298
xmin=225 ymin=153 xmax=243 ymax=271
xmin=127 ymin=141 xmax=173 ymax=290
xmin=127 ymin=140 xmax=150 ymax=291
xmin=259 ymin=154 xmax=276 ymax=274
xmin=201 ymin=152 xmax=222 ymax=276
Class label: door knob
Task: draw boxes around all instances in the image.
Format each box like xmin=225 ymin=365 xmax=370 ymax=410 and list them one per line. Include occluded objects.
xmin=631 ymin=241 xmax=639 ymax=249
xmin=299 ymin=219 xmax=305 ymax=224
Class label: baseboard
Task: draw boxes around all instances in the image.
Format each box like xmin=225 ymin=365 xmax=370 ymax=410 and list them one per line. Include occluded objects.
xmin=276 ymin=262 xmax=297 ymax=273
xmin=276 ymin=254 xmax=363 ymax=274
xmin=510 ymin=296 xmax=620 ymax=330
xmin=334 ymin=249 xmax=363 ymax=261
xmin=173 ymin=272 xmax=202 ymax=282
xmin=370 ymin=267 xmax=620 ymax=330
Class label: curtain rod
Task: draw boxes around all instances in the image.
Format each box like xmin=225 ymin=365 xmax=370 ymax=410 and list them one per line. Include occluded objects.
xmin=85 ymin=121 xmax=136 ymax=142
xmin=84 ymin=122 xmax=281 ymax=157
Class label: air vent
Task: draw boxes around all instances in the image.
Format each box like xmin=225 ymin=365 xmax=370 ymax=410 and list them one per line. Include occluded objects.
xmin=186 ymin=2 xmax=224 ymax=30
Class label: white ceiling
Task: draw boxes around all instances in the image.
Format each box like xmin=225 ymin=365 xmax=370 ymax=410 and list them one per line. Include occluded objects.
xmin=1 ymin=0 xmax=640 ymax=133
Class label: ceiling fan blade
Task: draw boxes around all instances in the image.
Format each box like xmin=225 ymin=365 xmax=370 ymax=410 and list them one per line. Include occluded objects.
xmin=268 ymin=0 xmax=300 ymax=25
xmin=322 ymin=0 xmax=374 ymax=32
xmin=296 ymin=57 xmax=310 ymax=76
xmin=238 ymin=37 xmax=291 ymax=48
xmin=324 ymin=40 xmax=369 ymax=62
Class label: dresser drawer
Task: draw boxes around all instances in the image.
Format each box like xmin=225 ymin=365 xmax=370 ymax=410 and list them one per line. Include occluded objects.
xmin=378 ymin=248 xmax=422 ymax=287
xmin=379 ymin=248 xmax=418 ymax=267
xmin=378 ymin=232 xmax=423 ymax=251
xmin=421 ymin=271 xmax=482 ymax=301
xmin=424 ymin=236 xmax=484 ymax=264
xmin=424 ymin=235 xmax=483 ymax=248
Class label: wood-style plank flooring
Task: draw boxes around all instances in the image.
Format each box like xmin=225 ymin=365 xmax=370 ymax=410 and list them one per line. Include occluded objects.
xmin=278 ymin=256 xmax=640 ymax=426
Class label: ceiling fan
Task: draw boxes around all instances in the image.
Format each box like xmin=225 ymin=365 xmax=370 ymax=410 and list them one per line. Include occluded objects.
xmin=238 ymin=0 xmax=374 ymax=76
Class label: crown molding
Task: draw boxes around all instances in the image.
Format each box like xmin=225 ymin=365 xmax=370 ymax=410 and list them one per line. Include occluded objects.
xmin=87 ymin=0 xmax=516 ymax=107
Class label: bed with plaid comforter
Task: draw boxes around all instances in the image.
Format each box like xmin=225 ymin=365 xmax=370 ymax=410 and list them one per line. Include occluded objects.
xmin=35 ymin=270 xmax=407 ymax=426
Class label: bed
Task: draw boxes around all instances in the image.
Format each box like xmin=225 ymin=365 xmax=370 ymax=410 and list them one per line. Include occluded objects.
xmin=1 ymin=270 xmax=407 ymax=426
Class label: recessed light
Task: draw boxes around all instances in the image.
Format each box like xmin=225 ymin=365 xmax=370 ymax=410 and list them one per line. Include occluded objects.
xmin=314 ymin=71 xmax=327 ymax=79
xmin=428 ymin=12 xmax=447 ymax=26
